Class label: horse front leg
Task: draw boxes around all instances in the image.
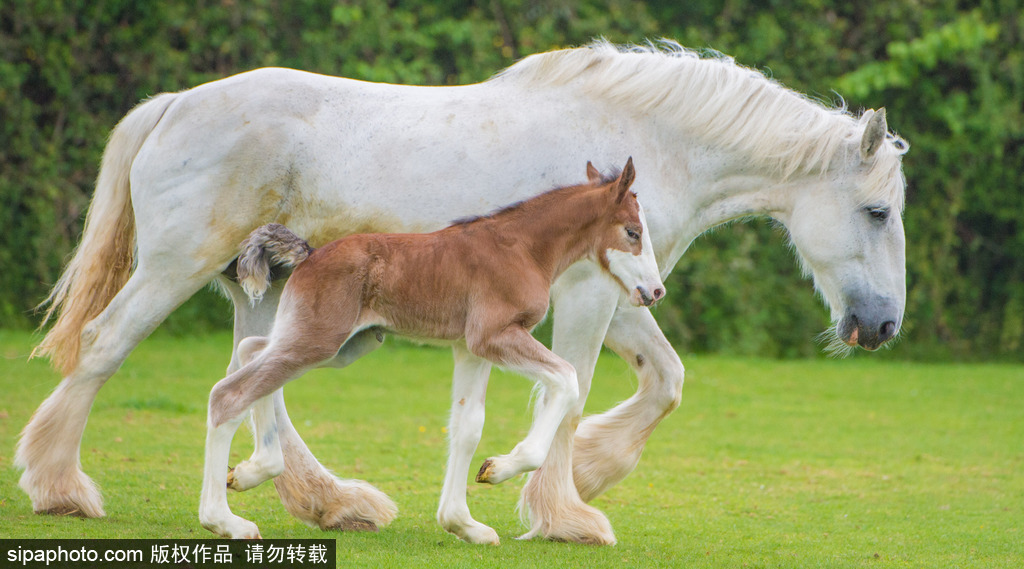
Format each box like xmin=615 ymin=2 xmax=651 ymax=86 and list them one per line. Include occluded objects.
xmin=517 ymin=270 xmax=619 ymax=544
xmin=572 ymin=305 xmax=684 ymax=502
xmin=220 ymin=278 xmax=396 ymax=531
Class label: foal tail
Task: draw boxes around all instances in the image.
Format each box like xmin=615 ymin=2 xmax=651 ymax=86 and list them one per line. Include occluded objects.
xmin=237 ymin=224 xmax=314 ymax=304
xmin=32 ymin=93 xmax=178 ymax=376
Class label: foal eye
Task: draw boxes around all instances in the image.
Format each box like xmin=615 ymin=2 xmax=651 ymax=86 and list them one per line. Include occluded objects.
xmin=866 ymin=206 xmax=890 ymax=222
xmin=625 ymin=228 xmax=641 ymax=240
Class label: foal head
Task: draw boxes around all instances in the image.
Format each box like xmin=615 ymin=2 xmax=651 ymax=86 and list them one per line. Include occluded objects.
xmin=588 ymin=158 xmax=665 ymax=307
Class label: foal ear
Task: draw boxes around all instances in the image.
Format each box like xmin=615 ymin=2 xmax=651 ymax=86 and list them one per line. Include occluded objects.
xmin=860 ymin=107 xmax=887 ymax=160
xmin=615 ymin=156 xmax=636 ymax=202
xmin=586 ymin=161 xmax=602 ymax=184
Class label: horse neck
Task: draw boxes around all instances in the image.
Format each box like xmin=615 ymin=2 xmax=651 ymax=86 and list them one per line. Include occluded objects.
xmin=651 ymin=136 xmax=830 ymax=268
xmin=488 ymin=186 xmax=611 ymax=279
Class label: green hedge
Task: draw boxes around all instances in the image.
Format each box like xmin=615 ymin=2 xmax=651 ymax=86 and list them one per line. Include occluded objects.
xmin=2 ymin=1 xmax=1021 ymax=361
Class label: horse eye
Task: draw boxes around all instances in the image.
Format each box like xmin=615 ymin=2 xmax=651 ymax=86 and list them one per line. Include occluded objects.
xmin=625 ymin=228 xmax=640 ymax=240
xmin=866 ymin=207 xmax=890 ymax=221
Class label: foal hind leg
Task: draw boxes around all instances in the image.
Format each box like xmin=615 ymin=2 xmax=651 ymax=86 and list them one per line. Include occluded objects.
xmin=202 ymin=330 xmax=354 ymax=538
xmin=16 ymin=267 xmax=213 ymax=517
xmin=436 ymin=344 xmax=498 ymax=544
xmin=219 ymin=278 xmax=396 ymax=530
xmin=472 ymin=327 xmax=578 ymax=486
xmin=225 ymin=337 xmax=284 ymax=491
xmin=226 ymin=331 xmax=387 ymax=495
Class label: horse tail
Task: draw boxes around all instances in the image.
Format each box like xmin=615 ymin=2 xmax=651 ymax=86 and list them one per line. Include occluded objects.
xmin=237 ymin=224 xmax=314 ymax=304
xmin=31 ymin=93 xmax=179 ymax=376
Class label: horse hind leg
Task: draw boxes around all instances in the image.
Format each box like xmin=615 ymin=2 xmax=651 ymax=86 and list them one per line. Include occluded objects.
xmin=272 ymin=328 xmax=396 ymax=531
xmin=16 ymin=265 xmax=214 ymax=518
xmin=225 ymin=337 xmax=285 ymax=492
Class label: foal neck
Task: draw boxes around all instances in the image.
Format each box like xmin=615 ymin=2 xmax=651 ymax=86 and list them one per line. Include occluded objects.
xmin=471 ymin=183 xmax=614 ymax=278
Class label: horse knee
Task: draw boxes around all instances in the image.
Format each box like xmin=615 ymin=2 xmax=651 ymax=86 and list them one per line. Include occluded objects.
xmin=655 ymin=354 xmax=685 ymax=413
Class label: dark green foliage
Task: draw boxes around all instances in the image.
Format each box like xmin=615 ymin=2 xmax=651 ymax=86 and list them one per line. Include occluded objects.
xmin=1 ymin=1 xmax=1020 ymax=360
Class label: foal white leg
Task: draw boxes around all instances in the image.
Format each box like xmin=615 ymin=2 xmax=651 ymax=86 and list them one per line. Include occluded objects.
xmin=222 ymin=336 xmax=286 ymax=492
xmin=227 ymin=395 xmax=284 ymax=492
xmin=16 ymin=268 xmax=211 ymax=517
xmin=436 ymin=344 xmax=499 ymax=545
xmin=219 ymin=278 xmax=396 ymax=530
xmin=519 ymin=272 xmax=619 ymax=544
xmin=200 ymin=407 xmax=261 ymax=539
xmin=474 ymin=328 xmax=579 ymax=486
xmin=201 ymin=340 xmax=341 ymax=538
xmin=572 ymin=305 xmax=684 ymax=502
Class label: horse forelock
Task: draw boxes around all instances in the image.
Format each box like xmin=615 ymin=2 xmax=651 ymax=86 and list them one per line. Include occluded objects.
xmin=495 ymin=39 xmax=907 ymax=210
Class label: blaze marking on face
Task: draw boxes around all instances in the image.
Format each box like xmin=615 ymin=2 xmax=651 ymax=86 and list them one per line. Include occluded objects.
xmin=604 ymin=204 xmax=663 ymax=307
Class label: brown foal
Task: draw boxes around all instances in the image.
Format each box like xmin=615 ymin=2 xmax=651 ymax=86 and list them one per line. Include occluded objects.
xmin=199 ymin=159 xmax=664 ymax=543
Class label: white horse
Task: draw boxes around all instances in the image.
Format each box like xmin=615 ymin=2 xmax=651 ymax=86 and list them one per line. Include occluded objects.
xmin=20 ymin=40 xmax=908 ymax=544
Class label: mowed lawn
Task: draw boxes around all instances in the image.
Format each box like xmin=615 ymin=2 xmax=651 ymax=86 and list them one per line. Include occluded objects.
xmin=0 ymin=329 xmax=1021 ymax=568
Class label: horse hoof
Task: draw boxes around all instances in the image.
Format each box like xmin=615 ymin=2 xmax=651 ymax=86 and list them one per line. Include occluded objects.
xmin=325 ymin=518 xmax=378 ymax=532
xmin=39 ymin=505 xmax=87 ymax=517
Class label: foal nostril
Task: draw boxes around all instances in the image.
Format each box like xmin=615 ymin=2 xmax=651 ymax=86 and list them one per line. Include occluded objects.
xmin=652 ymin=287 xmax=664 ymax=300
xmin=879 ymin=321 xmax=897 ymax=342
xmin=635 ymin=286 xmax=653 ymax=305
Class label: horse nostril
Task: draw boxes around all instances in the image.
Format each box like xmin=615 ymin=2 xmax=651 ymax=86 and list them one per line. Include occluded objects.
xmin=879 ymin=321 xmax=897 ymax=341
xmin=653 ymin=287 xmax=664 ymax=300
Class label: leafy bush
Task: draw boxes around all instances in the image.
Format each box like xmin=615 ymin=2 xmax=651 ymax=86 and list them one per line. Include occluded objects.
xmin=1 ymin=1 xmax=1020 ymax=360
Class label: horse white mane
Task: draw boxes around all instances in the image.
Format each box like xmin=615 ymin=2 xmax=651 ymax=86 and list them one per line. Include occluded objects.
xmin=495 ymin=40 xmax=908 ymax=210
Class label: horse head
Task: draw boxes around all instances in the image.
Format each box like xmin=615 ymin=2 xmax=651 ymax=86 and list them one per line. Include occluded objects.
xmin=780 ymin=109 xmax=910 ymax=353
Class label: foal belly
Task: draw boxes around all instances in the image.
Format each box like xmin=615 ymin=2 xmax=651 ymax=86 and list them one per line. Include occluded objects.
xmin=364 ymin=301 xmax=468 ymax=346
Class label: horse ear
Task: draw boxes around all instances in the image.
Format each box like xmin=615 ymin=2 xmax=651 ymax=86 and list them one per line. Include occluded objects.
xmin=616 ymin=156 xmax=636 ymax=202
xmin=586 ymin=161 xmax=602 ymax=184
xmin=860 ymin=107 xmax=887 ymax=160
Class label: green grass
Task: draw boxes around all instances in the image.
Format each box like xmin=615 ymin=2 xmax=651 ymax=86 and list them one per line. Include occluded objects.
xmin=1 ymin=329 xmax=1021 ymax=567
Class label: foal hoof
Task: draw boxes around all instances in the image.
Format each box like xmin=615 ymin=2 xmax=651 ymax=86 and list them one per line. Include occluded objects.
xmin=475 ymin=459 xmax=496 ymax=484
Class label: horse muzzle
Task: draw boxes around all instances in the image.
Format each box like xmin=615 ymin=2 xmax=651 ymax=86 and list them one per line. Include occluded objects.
xmin=837 ymin=296 xmax=902 ymax=351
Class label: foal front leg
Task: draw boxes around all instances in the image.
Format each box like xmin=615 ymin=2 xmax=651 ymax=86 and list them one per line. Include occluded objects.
xmin=436 ymin=344 xmax=498 ymax=545
xmin=473 ymin=327 xmax=578 ymax=486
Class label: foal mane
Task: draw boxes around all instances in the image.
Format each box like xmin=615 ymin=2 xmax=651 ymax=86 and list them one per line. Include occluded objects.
xmin=449 ymin=169 xmax=621 ymax=228
xmin=493 ymin=40 xmax=908 ymax=211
